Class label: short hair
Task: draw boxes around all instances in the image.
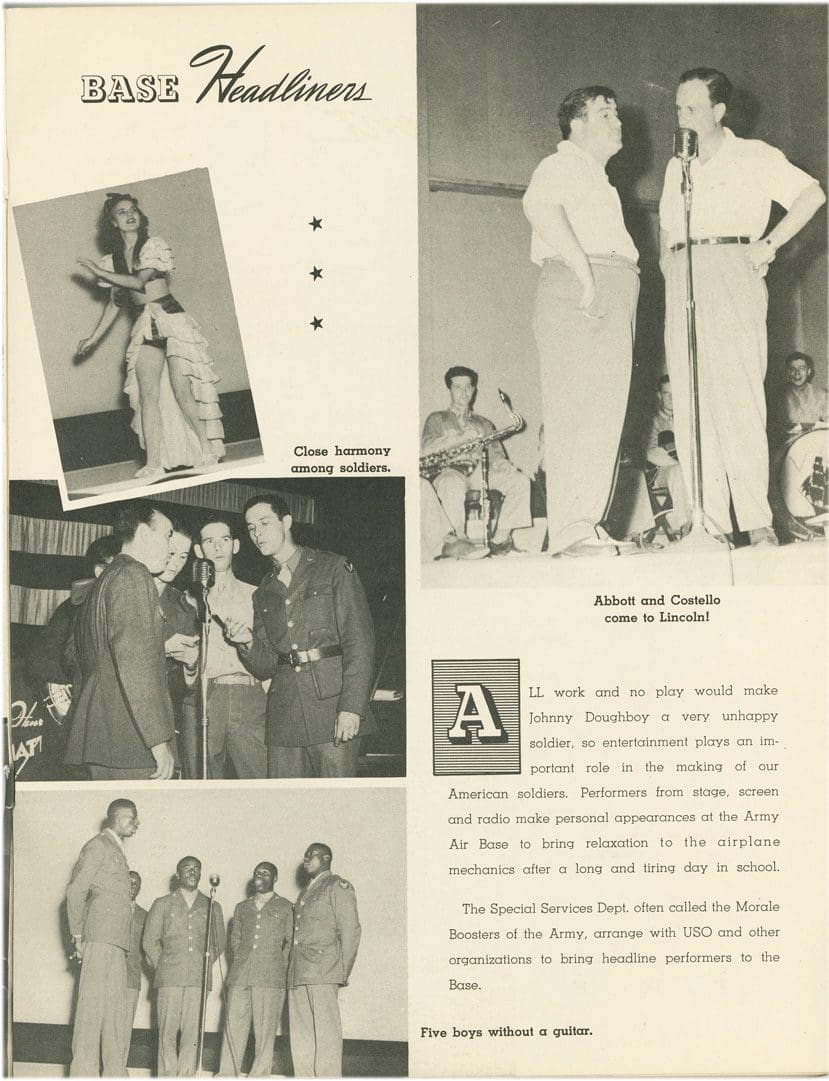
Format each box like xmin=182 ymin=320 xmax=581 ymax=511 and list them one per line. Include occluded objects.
xmin=106 ymin=798 xmax=136 ymax=822
xmin=86 ymin=534 xmax=121 ymax=575
xmin=309 ymin=843 xmax=333 ymax=865
xmin=657 ymin=374 xmax=671 ymax=389
xmin=199 ymin=512 xmax=237 ymax=541
xmin=678 ymin=67 xmax=732 ymax=108
xmin=242 ymin=494 xmax=291 ymax=521
xmin=176 ymin=855 xmax=201 ymax=875
xmin=112 ymin=502 xmax=168 ymax=545
xmin=558 ymin=86 xmax=616 ymax=138
xmin=444 ymin=365 xmax=478 ymax=389
xmin=255 ymin=861 xmax=278 ymax=880
xmin=785 ymin=351 xmax=815 ymax=382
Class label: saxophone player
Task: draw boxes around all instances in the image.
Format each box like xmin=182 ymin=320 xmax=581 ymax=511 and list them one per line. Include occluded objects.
xmin=421 ymin=366 xmax=532 ymax=555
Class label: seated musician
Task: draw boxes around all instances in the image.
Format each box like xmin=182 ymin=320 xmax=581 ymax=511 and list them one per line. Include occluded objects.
xmin=645 ymin=375 xmax=689 ymax=534
xmin=777 ymin=352 xmax=828 ymax=439
xmin=421 ymin=366 xmax=531 ymax=554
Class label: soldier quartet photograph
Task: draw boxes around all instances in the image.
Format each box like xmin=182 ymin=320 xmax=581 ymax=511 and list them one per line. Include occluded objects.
xmin=8 ymin=477 xmax=405 ymax=782
xmin=9 ymin=787 xmax=408 ymax=1077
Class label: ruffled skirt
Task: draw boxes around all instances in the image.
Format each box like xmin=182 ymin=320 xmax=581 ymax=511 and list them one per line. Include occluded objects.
xmin=124 ymin=301 xmax=225 ymax=469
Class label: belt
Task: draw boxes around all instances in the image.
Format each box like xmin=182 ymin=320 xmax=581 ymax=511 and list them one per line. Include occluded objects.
xmin=670 ymin=236 xmax=750 ymax=253
xmin=276 ymin=645 xmax=343 ymax=668
xmin=208 ymin=673 xmax=257 ymax=686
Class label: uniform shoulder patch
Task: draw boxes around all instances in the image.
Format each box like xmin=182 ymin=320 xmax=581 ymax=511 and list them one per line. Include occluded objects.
xmin=337 ymin=878 xmax=353 ymax=889
xmin=343 ymin=560 xmax=354 ymax=573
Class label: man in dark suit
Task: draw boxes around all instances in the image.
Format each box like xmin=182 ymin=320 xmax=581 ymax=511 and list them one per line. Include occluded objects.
xmin=143 ymin=856 xmax=226 ymax=1076
xmin=66 ymin=798 xmax=139 ymax=1076
xmin=224 ymin=495 xmax=376 ymax=778
xmin=126 ymin=871 xmax=148 ymax=1028
xmin=287 ymin=844 xmax=361 ymax=1077
xmin=64 ymin=501 xmax=177 ymax=780
xmin=218 ymin=861 xmax=293 ymax=1076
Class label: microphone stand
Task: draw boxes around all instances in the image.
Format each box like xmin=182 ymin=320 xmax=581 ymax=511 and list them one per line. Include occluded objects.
xmin=674 ymin=150 xmax=726 ymax=552
xmin=195 ymin=877 xmax=219 ymax=1077
xmin=197 ymin=588 xmax=211 ymax=780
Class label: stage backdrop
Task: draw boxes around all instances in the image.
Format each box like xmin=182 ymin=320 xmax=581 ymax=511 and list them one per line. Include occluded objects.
xmin=418 ymin=4 xmax=828 ymax=472
xmin=12 ymin=785 xmax=407 ymax=1041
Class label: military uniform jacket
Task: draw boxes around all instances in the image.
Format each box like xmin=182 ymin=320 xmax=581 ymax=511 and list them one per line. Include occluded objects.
xmin=143 ymin=891 xmax=226 ymax=989
xmin=288 ymin=871 xmax=361 ymax=987
xmin=226 ymin=894 xmax=293 ymax=988
xmin=241 ymin=548 xmax=376 ymax=747
xmin=64 ymin=554 xmax=176 ymax=770
xmin=127 ymin=903 xmax=148 ymax=989
xmin=66 ymin=831 xmax=132 ymax=952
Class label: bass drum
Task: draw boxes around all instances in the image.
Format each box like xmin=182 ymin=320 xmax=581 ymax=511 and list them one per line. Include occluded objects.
xmin=776 ymin=425 xmax=829 ymax=541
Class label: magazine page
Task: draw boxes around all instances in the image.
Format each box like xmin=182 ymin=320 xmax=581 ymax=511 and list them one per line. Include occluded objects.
xmin=4 ymin=3 xmax=826 ymax=1078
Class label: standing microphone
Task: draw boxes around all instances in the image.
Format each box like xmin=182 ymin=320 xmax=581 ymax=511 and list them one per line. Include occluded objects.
xmin=673 ymin=127 xmax=699 ymax=161
xmin=209 ymin=873 xmax=220 ymax=888
xmin=191 ymin=558 xmax=216 ymax=592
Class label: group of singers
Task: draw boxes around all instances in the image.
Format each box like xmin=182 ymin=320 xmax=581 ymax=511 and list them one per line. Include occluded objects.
xmin=38 ymin=492 xmax=376 ymax=780
xmin=421 ymin=67 xmax=825 ymax=559
xmin=67 ymin=799 xmax=360 ymax=1077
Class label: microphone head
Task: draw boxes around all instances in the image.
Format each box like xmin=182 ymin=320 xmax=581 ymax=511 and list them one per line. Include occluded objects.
xmin=673 ymin=128 xmax=699 ymax=161
xmin=209 ymin=873 xmax=220 ymax=888
xmin=191 ymin=558 xmax=215 ymax=590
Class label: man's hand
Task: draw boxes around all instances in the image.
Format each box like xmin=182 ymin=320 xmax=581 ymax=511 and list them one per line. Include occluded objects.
xmin=334 ymin=711 xmax=361 ymax=745
xmin=150 ymin=742 xmax=176 ymax=780
xmin=577 ymin=275 xmax=603 ymax=318
xmin=71 ymin=936 xmax=84 ymax=962
xmin=745 ymin=239 xmax=775 ymax=275
xmin=165 ymin=633 xmax=199 ymax=668
xmin=223 ymin=617 xmax=253 ymax=648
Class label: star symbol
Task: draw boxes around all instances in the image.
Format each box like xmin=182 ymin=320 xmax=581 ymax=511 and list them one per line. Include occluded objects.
xmin=310 ymin=316 xmax=323 ymax=330
xmin=310 ymin=266 xmax=323 ymax=281
xmin=309 ymin=217 xmax=322 ymax=231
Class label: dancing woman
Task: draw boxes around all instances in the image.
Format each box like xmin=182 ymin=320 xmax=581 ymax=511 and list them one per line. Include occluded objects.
xmin=77 ymin=192 xmax=225 ymax=480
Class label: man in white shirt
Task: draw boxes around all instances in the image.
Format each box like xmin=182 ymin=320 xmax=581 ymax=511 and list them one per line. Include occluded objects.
xmin=193 ymin=515 xmax=267 ymax=778
xmin=523 ymin=86 xmax=640 ymax=557
xmin=659 ymin=67 xmax=825 ymax=545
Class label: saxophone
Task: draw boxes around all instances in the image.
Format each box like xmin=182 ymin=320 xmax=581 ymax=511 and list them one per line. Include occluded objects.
xmin=420 ymin=389 xmax=525 ymax=480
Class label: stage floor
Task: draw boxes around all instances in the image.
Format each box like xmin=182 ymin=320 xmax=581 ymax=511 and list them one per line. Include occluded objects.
xmin=64 ymin=438 xmax=264 ymax=501
xmin=421 ymin=533 xmax=828 ymax=590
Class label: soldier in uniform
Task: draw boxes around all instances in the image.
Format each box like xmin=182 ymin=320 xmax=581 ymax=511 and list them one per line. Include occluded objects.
xmin=66 ymin=798 xmax=139 ymax=1077
xmin=64 ymin=502 xmax=177 ymax=780
xmin=287 ymin=843 xmax=361 ymax=1077
xmin=218 ymin=861 xmax=293 ymax=1076
xmin=126 ymin=871 xmax=148 ymax=1028
xmin=143 ymin=856 xmax=226 ymax=1076
xmin=224 ymin=494 xmax=376 ymax=779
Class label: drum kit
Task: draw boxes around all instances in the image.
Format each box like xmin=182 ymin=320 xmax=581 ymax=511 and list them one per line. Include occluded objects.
xmin=776 ymin=424 xmax=829 ymax=542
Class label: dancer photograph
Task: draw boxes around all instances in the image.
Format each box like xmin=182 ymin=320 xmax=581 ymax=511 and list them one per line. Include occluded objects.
xmin=76 ymin=191 xmax=225 ymax=482
xmin=13 ymin=168 xmax=263 ymax=506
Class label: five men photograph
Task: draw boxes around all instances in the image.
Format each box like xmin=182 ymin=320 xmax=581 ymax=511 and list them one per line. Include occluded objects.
xmin=8 ymin=476 xmax=405 ymax=782
xmin=11 ymin=788 xmax=407 ymax=1076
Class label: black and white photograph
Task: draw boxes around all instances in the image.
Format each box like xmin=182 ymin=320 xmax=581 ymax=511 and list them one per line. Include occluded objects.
xmin=10 ymin=786 xmax=407 ymax=1078
xmin=13 ymin=169 xmax=264 ymax=506
xmin=8 ymin=477 xmax=405 ymax=782
xmin=418 ymin=5 xmax=827 ymax=587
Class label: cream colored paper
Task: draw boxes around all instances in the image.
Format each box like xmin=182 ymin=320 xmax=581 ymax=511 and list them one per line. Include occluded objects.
xmin=5 ymin=4 xmax=827 ymax=1078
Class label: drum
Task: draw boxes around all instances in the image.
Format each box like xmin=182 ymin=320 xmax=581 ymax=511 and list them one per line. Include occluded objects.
xmin=777 ymin=425 xmax=829 ymax=540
